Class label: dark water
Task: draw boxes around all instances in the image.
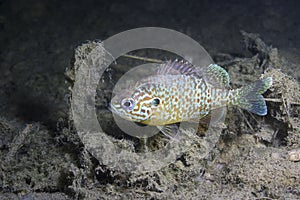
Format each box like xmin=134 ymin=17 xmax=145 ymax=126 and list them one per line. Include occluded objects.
xmin=1 ymin=0 xmax=300 ymax=123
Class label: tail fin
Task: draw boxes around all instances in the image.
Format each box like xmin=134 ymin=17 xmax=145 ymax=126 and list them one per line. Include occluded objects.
xmin=236 ymin=77 xmax=273 ymax=116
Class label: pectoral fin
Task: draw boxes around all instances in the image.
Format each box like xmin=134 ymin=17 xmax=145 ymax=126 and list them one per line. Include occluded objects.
xmin=157 ymin=124 xmax=180 ymax=141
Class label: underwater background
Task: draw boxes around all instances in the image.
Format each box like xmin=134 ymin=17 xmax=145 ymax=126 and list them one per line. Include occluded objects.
xmin=0 ymin=0 xmax=300 ymax=199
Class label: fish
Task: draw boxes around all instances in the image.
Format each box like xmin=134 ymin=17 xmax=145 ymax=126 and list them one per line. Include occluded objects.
xmin=110 ymin=60 xmax=272 ymax=137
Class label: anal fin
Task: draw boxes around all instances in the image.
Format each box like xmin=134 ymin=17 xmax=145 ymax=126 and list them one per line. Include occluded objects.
xmin=210 ymin=107 xmax=227 ymax=125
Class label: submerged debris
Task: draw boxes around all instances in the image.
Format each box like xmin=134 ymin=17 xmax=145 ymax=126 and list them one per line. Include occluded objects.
xmin=1 ymin=31 xmax=299 ymax=199
xmin=62 ymin=31 xmax=300 ymax=199
xmin=5 ymin=123 xmax=39 ymax=161
xmin=288 ymin=149 xmax=300 ymax=162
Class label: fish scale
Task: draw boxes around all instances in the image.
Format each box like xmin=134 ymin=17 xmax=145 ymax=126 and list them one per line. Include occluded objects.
xmin=110 ymin=60 xmax=273 ymax=127
xmin=129 ymin=75 xmax=225 ymax=125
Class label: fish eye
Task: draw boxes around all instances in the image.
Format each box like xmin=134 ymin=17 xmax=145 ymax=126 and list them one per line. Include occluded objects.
xmin=121 ymin=98 xmax=135 ymax=110
xmin=152 ymin=98 xmax=160 ymax=106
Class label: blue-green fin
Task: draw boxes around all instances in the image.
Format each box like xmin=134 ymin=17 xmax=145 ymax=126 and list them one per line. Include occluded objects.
xmin=237 ymin=77 xmax=273 ymax=116
xmin=198 ymin=64 xmax=230 ymax=88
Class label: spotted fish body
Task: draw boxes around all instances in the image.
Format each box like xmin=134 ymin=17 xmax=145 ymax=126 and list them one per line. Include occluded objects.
xmin=110 ymin=60 xmax=272 ymax=126
xmin=130 ymin=75 xmax=223 ymax=125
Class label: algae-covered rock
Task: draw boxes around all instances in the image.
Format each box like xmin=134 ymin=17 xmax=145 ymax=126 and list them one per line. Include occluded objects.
xmin=0 ymin=121 xmax=74 ymax=195
xmin=62 ymin=32 xmax=300 ymax=199
xmin=1 ymin=30 xmax=299 ymax=199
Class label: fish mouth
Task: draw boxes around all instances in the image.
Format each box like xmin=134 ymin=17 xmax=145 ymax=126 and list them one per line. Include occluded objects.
xmin=108 ymin=102 xmax=126 ymax=116
xmin=109 ymin=102 xmax=135 ymax=123
xmin=108 ymin=102 xmax=118 ymax=114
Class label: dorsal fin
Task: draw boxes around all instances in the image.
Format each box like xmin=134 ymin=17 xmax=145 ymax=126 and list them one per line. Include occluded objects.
xmin=157 ymin=60 xmax=230 ymax=88
xmin=197 ymin=64 xmax=230 ymax=88
xmin=157 ymin=60 xmax=196 ymax=76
